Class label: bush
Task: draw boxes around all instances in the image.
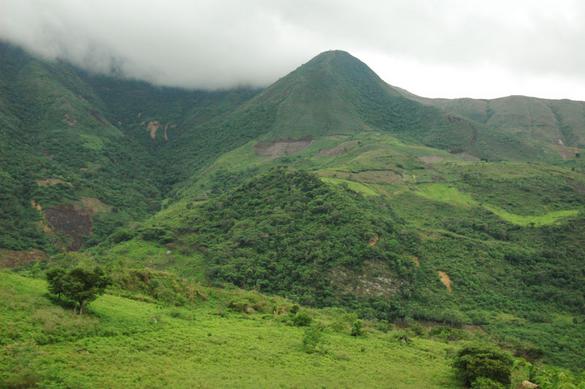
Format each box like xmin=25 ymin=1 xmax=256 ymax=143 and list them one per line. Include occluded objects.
xmin=139 ymin=226 xmax=174 ymax=244
xmin=109 ymin=228 xmax=134 ymax=244
xmin=351 ymin=320 xmax=364 ymax=337
xmin=453 ymin=345 xmax=513 ymax=387
xmin=302 ymin=325 xmax=325 ymax=354
xmin=471 ymin=377 xmax=505 ymax=389
xmin=292 ymin=311 xmax=313 ymax=327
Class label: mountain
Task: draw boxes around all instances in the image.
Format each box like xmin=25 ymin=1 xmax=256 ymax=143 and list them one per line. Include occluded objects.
xmin=206 ymin=50 xmax=480 ymax=155
xmin=415 ymin=94 xmax=585 ymax=160
xmin=0 ymin=42 xmax=257 ymax=252
xmin=1 ymin=42 xmax=585 ymax=373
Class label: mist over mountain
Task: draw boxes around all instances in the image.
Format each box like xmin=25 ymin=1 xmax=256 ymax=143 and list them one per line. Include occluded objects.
xmin=2 ymin=0 xmax=585 ymax=99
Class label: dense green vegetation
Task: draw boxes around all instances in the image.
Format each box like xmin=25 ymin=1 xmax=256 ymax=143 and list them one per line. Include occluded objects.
xmin=172 ymin=169 xmax=415 ymax=307
xmin=2 ymin=42 xmax=585 ymax=386
xmin=453 ymin=345 xmax=514 ymax=388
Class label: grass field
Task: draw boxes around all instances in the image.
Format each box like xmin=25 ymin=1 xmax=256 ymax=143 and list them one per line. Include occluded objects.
xmin=483 ymin=206 xmax=579 ymax=227
xmin=414 ymin=183 xmax=579 ymax=227
xmin=320 ymin=177 xmax=379 ymax=196
xmin=0 ymin=271 xmax=463 ymax=388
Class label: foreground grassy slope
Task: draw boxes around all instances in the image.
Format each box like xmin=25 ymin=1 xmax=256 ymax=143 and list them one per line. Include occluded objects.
xmin=0 ymin=271 xmax=463 ymax=388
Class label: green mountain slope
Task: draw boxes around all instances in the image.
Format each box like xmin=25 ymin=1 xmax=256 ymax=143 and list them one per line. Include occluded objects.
xmin=416 ymin=94 xmax=585 ymax=160
xmin=160 ymin=169 xmax=416 ymax=308
xmin=0 ymin=42 xmax=257 ymax=252
xmin=2 ymin=42 xmax=585 ymax=377
xmin=0 ymin=43 xmax=161 ymax=251
xmin=224 ymin=50 xmax=479 ymax=154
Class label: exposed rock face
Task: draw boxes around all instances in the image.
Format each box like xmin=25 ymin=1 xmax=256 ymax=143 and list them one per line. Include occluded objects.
xmin=518 ymin=380 xmax=539 ymax=389
xmin=147 ymin=120 xmax=161 ymax=140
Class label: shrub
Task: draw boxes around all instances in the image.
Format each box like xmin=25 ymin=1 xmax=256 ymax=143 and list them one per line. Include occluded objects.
xmin=109 ymin=228 xmax=134 ymax=244
xmin=302 ymin=325 xmax=325 ymax=354
xmin=471 ymin=377 xmax=505 ymax=389
xmin=139 ymin=226 xmax=174 ymax=244
xmin=292 ymin=311 xmax=313 ymax=327
xmin=453 ymin=345 xmax=513 ymax=387
xmin=350 ymin=320 xmax=364 ymax=337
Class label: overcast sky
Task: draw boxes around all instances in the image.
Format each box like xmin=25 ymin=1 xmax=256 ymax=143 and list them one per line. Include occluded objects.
xmin=1 ymin=0 xmax=584 ymax=100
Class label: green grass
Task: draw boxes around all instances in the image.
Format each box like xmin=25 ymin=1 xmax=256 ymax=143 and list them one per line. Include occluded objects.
xmin=0 ymin=271 xmax=462 ymax=388
xmin=484 ymin=206 xmax=579 ymax=227
xmin=416 ymin=184 xmax=476 ymax=208
xmin=98 ymin=239 xmax=207 ymax=282
xmin=415 ymin=183 xmax=580 ymax=227
xmin=320 ymin=177 xmax=379 ymax=196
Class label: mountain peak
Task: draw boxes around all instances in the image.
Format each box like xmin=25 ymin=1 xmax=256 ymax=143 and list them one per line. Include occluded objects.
xmin=299 ymin=49 xmax=377 ymax=78
xmin=311 ymin=49 xmax=355 ymax=59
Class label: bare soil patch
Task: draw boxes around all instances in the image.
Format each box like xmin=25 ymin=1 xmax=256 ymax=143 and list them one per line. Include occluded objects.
xmin=146 ymin=120 xmax=161 ymax=140
xmin=438 ymin=271 xmax=452 ymax=293
xmin=41 ymin=197 xmax=111 ymax=251
xmin=330 ymin=261 xmax=402 ymax=298
xmin=368 ymin=234 xmax=379 ymax=247
xmin=0 ymin=249 xmax=47 ymax=268
xmin=554 ymin=141 xmax=579 ymax=160
xmin=45 ymin=205 xmax=92 ymax=250
xmin=63 ymin=113 xmax=77 ymax=127
xmin=254 ymin=139 xmax=312 ymax=157
xmin=418 ymin=156 xmax=444 ymax=164
xmin=36 ymin=178 xmax=69 ymax=187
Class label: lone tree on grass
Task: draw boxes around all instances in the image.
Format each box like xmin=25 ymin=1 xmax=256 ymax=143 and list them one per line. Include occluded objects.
xmin=453 ymin=345 xmax=513 ymax=388
xmin=47 ymin=267 xmax=111 ymax=314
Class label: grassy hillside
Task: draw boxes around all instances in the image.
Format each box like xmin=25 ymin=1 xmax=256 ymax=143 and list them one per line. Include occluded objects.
xmin=4 ymin=270 xmax=583 ymax=388
xmin=419 ymin=95 xmax=585 ymax=161
xmin=0 ymin=271 xmax=464 ymax=388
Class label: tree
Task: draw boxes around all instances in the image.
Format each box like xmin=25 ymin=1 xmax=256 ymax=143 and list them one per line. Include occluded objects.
xmin=46 ymin=268 xmax=66 ymax=298
xmin=453 ymin=345 xmax=513 ymax=388
xmin=47 ymin=267 xmax=111 ymax=314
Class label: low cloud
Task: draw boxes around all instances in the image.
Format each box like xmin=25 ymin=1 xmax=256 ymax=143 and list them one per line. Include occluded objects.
xmin=1 ymin=0 xmax=584 ymax=98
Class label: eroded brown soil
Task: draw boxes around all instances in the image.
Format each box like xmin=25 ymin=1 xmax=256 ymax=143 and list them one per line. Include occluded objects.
xmin=254 ymin=139 xmax=312 ymax=157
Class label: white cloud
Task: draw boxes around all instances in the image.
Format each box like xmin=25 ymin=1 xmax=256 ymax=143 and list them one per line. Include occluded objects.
xmin=1 ymin=0 xmax=584 ymax=99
